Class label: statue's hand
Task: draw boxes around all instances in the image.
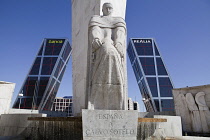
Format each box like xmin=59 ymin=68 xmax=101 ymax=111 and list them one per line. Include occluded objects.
xmin=92 ymin=38 xmax=102 ymax=52
xmin=115 ymin=42 xmax=124 ymax=58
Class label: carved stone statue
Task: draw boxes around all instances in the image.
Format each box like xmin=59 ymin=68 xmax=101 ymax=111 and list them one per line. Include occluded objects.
xmin=87 ymin=3 xmax=127 ymax=110
xmin=195 ymin=92 xmax=210 ymax=133
xmin=175 ymin=94 xmax=192 ymax=132
xmin=186 ymin=93 xmax=202 ymax=132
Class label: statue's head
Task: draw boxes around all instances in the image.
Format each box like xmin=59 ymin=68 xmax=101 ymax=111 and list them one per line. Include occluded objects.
xmin=102 ymin=3 xmax=113 ymax=16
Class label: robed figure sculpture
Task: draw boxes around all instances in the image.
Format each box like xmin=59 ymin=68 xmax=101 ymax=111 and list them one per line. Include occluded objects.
xmin=87 ymin=3 xmax=127 ymax=110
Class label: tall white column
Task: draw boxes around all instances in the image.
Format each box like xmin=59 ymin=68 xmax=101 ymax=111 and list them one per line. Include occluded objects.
xmin=72 ymin=0 xmax=127 ymax=116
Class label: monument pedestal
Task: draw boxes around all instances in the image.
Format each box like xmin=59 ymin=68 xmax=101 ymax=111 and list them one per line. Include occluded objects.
xmin=82 ymin=109 xmax=138 ymax=140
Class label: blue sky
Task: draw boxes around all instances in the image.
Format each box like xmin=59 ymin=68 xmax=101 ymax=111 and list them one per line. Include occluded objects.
xmin=0 ymin=0 xmax=210 ymax=111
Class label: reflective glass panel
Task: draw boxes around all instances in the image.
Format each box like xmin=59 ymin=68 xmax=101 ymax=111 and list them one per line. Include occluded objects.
xmin=156 ymin=58 xmax=167 ymax=75
xmin=154 ymin=99 xmax=160 ymax=111
xmin=62 ymin=42 xmax=71 ymax=61
xmin=159 ymin=77 xmax=173 ymax=97
xmin=147 ymin=77 xmax=158 ymax=97
xmin=22 ymin=77 xmax=38 ymax=96
xmin=58 ymin=65 xmax=66 ymax=81
xmin=54 ymin=59 xmax=64 ymax=78
xmin=140 ymin=57 xmax=156 ymax=75
xmin=41 ymin=57 xmax=58 ymax=75
xmin=23 ymin=98 xmax=33 ymax=108
xmin=161 ymin=99 xmax=174 ymax=111
xmin=38 ymin=77 xmax=49 ymax=96
xmin=29 ymin=57 xmax=41 ymax=75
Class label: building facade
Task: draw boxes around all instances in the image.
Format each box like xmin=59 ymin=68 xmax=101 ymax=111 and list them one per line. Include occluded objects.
xmin=127 ymin=38 xmax=174 ymax=112
xmin=13 ymin=38 xmax=72 ymax=111
xmin=128 ymin=98 xmax=134 ymax=110
xmin=52 ymin=96 xmax=73 ymax=117
xmin=133 ymin=101 xmax=140 ymax=111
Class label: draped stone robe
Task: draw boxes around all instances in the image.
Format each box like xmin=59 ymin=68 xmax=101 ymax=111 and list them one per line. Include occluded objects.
xmin=87 ymin=15 xmax=126 ymax=110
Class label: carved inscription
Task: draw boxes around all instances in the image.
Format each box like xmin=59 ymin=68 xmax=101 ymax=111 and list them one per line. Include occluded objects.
xmin=98 ymin=113 xmax=123 ymax=119
xmin=85 ymin=128 xmax=135 ymax=136
xmin=82 ymin=110 xmax=138 ymax=138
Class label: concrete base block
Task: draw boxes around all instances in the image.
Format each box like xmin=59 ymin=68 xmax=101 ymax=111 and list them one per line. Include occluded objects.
xmin=0 ymin=114 xmax=46 ymax=136
xmin=154 ymin=115 xmax=182 ymax=137
xmin=165 ymin=136 xmax=210 ymax=140
xmin=82 ymin=109 xmax=138 ymax=140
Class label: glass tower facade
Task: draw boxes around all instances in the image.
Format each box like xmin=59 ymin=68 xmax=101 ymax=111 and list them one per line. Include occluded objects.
xmin=127 ymin=38 xmax=174 ymax=112
xmin=13 ymin=38 xmax=72 ymax=111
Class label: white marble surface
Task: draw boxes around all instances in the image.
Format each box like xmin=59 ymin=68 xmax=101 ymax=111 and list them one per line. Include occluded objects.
xmin=87 ymin=3 xmax=127 ymax=110
xmin=0 ymin=81 xmax=15 ymax=115
xmin=82 ymin=109 xmax=138 ymax=140
xmin=154 ymin=115 xmax=182 ymax=137
xmin=72 ymin=0 xmax=127 ymax=116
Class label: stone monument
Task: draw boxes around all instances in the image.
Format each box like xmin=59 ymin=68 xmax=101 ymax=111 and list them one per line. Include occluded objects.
xmin=173 ymin=85 xmax=210 ymax=133
xmin=87 ymin=3 xmax=127 ymax=110
xmin=77 ymin=2 xmax=138 ymax=139
xmin=82 ymin=110 xmax=138 ymax=140
xmin=72 ymin=0 xmax=127 ymax=116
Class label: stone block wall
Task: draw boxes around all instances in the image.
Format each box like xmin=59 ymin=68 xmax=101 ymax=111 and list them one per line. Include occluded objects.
xmin=173 ymin=85 xmax=210 ymax=133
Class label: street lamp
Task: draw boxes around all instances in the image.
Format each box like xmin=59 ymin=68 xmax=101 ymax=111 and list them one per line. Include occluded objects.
xmin=18 ymin=93 xmax=23 ymax=109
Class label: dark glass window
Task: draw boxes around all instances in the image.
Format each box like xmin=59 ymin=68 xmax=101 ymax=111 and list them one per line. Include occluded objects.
xmin=38 ymin=43 xmax=44 ymax=56
xmin=154 ymin=99 xmax=160 ymax=111
xmin=44 ymin=39 xmax=65 ymax=55
xmin=147 ymin=77 xmax=158 ymax=97
xmin=140 ymin=57 xmax=156 ymax=75
xmin=58 ymin=65 xmax=66 ymax=81
xmin=53 ymin=81 xmax=60 ymax=95
xmin=161 ymin=99 xmax=174 ymax=111
xmin=22 ymin=77 xmax=38 ymax=96
xmin=43 ymin=99 xmax=51 ymax=110
xmin=127 ymin=43 xmax=136 ymax=63
xmin=43 ymin=93 xmax=56 ymax=110
xmin=139 ymin=80 xmax=150 ymax=99
xmin=48 ymin=78 xmax=56 ymax=93
xmin=38 ymin=77 xmax=49 ymax=96
xmin=156 ymin=58 xmax=167 ymax=75
xmin=42 ymin=78 xmax=56 ymax=104
xmin=154 ymin=42 xmax=160 ymax=56
xmin=36 ymin=97 xmax=42 ymax=106
xmin=29 ymin=57 xmax=41 ymax=75
xmin=54 ymin=59 xmax=64 ymax=78
xmin=62 ymin=42 xmax=71 ymax=61
xmin=159 ymin=77 xmax=173 ymax=97
xmin=41 ymin=57 xmax=58 ymax=75
xmin=133 ymin=39 xmax=153 ymax=56
xmin=23 ymin=98 xmax=33 ymax=108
